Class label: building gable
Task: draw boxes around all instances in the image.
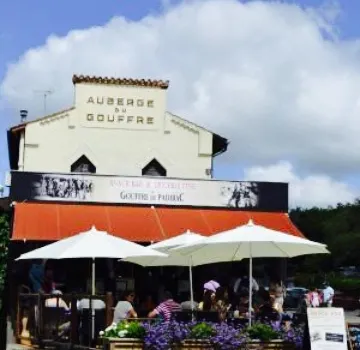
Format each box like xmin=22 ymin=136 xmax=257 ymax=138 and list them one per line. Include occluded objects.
xmin=7 ymin=75 xmax=228 ymax=178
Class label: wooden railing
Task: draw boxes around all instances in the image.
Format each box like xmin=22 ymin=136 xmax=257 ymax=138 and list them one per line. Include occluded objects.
xmin=16 ymin=291 xmax=114 ymax=348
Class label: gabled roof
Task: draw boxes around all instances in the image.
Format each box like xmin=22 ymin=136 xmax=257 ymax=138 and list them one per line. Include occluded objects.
xmin=9 ymin=107 xmax=75 ymax=133
xmin=167 ymin=112 xmax=228 ymax=156
xmin=72 ymin=74 xmax=169 ymax=89
xmin=7 ymin=108 xmax=228 ymax=170
xmin=7 ymin=107 xmax=74 ymax=169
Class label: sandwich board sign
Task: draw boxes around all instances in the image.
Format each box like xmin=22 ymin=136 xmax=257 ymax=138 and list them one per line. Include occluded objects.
xmin=307 ymin=308 xmax=347 ymax=350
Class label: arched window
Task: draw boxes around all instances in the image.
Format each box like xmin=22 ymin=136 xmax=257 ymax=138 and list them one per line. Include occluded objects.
xmin=142 ymin=159 xmax=166 ymax=177
xmin=71 ymin=155 xmax=96 ymax=173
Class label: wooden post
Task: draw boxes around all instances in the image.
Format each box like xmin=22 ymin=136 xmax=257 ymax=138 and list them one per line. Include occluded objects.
xmin=37 ymin=293 xmax=43 ymax=347
xmin=15 ymin=289 xmax=20 ymax=342
xmin=105 ymin=292 xmax=113 ymax=326
xmin=70 ymin=293 xmax=78 ymax=344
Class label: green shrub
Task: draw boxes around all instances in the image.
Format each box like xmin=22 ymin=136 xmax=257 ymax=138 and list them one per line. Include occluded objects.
xmin=0 ymin=214 xmax=10 ymax=312
xmin=189 ymin=322 xmax=216 ymax=339
xmin=328 ymin=277 xmax=360 ymax=294
xmin=246 ymin=323 xmax=279 ymax=341
xmin=294 ymin=272 xmax=360 ymax=294
xmin=294 ymin=273 xmax=323 ymax=288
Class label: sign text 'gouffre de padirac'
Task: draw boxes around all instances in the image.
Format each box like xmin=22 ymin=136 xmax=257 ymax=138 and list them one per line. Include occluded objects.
xmin=10 ymin=171 xmax=289 ymax=212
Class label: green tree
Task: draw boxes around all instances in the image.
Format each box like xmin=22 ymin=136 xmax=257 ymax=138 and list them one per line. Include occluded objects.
xmin=290 ymin=200 xmax=360 ymax=273
xmin=0 ymin=213 xmax=10 ymax=312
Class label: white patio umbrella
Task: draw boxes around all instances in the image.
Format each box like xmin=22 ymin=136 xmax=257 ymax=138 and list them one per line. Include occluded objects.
xmin=173 ymin=220 xmax=330 ymax=325
xmin=16 ymin=226 xmax=167 ymax=338
xmin=123 ymin=230 xmax=206 ymax=310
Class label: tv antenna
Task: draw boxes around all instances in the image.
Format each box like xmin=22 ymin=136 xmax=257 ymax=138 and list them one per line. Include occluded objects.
xmin=34 ymin=89 xmax=54 ymax=115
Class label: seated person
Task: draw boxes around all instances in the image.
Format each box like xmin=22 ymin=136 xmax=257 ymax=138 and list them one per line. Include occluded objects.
xmin=198 ymin=290 xmax=216 ymax=311
xmin=237 ymin=292 xmax=254 ymax=316
xmin=77 ymin=286 xmax=106 ymax=311
xmin=203 ymin=281 xmax=220 ymax=294
xmin=44 ymin=290 xmax=71 ymax=336
xmin=253 ymin=287 xmax=268 ymax=310
xmin=198 ymin=280 xmax=219 ymax=311
xmin=77 ymin=297 xmax=105 ymax=311
xmin=215 ymin=287 xmax=231 ymax=321
xmin=45 ymin=290 xmax=69 ymax=311
xmin=180 ymin=292 xmax=199 ymax=311
xmin=148 ymin=291 xmax=181 ymax=322
xmin=257 ymin=291 xmax=278 ymax=318
xmin=113 ymin=290 xmax=138 ymax=323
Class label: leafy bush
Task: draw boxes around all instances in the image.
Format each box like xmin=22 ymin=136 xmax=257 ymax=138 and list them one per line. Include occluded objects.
xmin=247 ymin=323 xmax=279 ymax=341
xmin=328 ymin=277 xmax=360 ymax=294
xmin=189 ymin=322 xmax=215 ymax=339
xmin=294 ymin=272 xmax=360 ymax=296
xmin=0 ymin=214 xmax=10 ymax=312
xmin=294 ymin=273 xmax=324 ymax=288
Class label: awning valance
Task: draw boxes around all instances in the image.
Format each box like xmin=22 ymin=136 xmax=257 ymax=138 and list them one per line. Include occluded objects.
xmin=12 ymin=203 xmax=304 ymax=241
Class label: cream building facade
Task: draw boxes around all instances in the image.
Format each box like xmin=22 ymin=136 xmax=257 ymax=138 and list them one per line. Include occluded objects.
xmin=8 ymin=75 xmax=227 ymax=179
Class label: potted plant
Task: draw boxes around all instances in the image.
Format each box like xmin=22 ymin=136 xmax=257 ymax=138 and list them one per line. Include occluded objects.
xmin=181 ymin=322 xmax=215 ymax=349
xmin=247 ymin=323 xmax=280 ymax=342
xmin=100 ymin=320 xmax=145 ymax=350
xmin=246 ymin=322 xmax=298 ymax=349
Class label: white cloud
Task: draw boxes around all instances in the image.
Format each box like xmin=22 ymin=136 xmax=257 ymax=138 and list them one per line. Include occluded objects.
xmin=244 ymin=161 xmax=357 ymax=208
xmin=1 ymin=0 xmax=360 ymax=180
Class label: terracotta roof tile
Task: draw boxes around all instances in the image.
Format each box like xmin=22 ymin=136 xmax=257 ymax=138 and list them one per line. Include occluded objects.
xmin=72 ymin=74 xmax=169 ymax=89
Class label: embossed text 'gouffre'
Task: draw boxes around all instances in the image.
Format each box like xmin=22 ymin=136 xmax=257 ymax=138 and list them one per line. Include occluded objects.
xmin=86 ymin=114 xmax=154 ymax=125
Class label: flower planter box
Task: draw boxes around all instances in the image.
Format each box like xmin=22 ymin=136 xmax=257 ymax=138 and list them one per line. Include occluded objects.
xmin=102 ymin=337 xmax=144 ymax=350
xmin=180 ymin=339 xmax=213 ymax=349
xmin=243 ymin=340 xmax=296 ymax=350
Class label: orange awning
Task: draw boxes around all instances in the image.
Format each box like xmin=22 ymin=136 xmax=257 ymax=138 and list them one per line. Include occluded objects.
xmin=12 ymin=202 xmax=304 ymax=241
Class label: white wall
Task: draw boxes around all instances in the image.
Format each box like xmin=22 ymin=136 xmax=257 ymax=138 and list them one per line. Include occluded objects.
xmin=20 ymin=82 xmax=214 ymax=179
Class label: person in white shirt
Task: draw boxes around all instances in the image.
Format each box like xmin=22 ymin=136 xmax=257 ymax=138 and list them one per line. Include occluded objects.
xmin=76 ymin=284 xmax=106 ymax=311
xmin=322 ymin=283 xmax=335 ymax=307
xmin=233 ymin=275 xmax=259 ymax=294
xmin=44 ymin=290 xmax=69 ymax=311
xmin=44 ymin=290 xmax=71 ymax=335
xmin=77 ymin=298 xmax=106 ymax=311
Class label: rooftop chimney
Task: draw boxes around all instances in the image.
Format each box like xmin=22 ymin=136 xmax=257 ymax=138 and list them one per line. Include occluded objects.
xmin=20 ymin=110 xmax=28 ymax=123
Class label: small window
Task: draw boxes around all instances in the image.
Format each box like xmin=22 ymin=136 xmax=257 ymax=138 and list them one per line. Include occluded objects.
xmin=142 ymin=159 xmax=166 ymax=177
xmin=71 ymin=155 xmax=96 ymax=173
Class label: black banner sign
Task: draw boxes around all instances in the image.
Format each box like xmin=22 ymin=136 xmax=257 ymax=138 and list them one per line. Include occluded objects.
xmin=10 ymin=171 xmax=288 ymax=211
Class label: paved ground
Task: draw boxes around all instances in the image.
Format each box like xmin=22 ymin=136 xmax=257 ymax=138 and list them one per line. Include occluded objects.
xmin=346 ymin=310 xmax=360 ymax=324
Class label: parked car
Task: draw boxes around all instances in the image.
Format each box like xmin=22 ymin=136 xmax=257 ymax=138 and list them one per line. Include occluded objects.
xmin=284 ymin=287 xmax=308 ymax=309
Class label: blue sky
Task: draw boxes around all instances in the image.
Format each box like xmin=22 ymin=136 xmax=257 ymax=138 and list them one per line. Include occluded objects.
xmin=0 ymin=0 xmax=171 ymax=182
xmin=1 ymin=0 xmax=360 ymax=207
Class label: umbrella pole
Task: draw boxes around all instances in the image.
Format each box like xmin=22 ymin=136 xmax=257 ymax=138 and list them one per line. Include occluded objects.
xmin=249 ymin=244 xmax=253 ymax=327
xmin=91 ymin=258 xmax=95 ymax=342
xmin=189 ymin=257 xmax=194 ymax=310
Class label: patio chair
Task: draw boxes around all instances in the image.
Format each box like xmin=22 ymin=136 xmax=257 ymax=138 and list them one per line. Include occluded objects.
xmin=79 ymin=308 xmax=106 ymax=347
xmin=41 ymin=307 xmax=69 ymax=341
xmin=194 ymin=311 xmax=219 ymax=323
xmin=172 ymin=311 xmax=193 ymax=322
